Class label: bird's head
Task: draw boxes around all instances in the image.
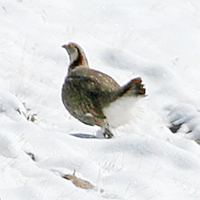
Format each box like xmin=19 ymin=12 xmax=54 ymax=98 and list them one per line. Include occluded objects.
xmin=62 ymin=42 xmax=89 ymax=72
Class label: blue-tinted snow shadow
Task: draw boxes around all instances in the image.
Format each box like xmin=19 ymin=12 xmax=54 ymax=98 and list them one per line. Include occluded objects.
xmin=70 ymin=133 xmax=106 ymax=139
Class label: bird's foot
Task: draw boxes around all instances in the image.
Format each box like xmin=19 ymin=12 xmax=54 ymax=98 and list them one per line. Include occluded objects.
xmin=103 ymin=128 xmax=114 ymax=139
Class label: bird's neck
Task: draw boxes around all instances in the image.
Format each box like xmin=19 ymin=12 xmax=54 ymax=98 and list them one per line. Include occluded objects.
xmin=69 ymin=50 xmax=89 ymax=73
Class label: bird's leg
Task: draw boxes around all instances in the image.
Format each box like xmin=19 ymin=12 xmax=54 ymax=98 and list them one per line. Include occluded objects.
xmin=103 ymin=127 xmax=114 ymax=139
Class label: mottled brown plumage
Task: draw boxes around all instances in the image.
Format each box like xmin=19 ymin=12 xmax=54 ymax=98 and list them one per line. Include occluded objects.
xmin=62 ymin=43 xmax=145 ymax=138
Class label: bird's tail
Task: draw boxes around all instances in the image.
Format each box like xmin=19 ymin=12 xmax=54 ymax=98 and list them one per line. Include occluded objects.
xmin=117 ymin=77 xmax=146 ymax=97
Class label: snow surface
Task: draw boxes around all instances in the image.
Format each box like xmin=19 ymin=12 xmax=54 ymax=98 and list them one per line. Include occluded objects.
xmin=1 ymin=0 xmax=200 ymax=199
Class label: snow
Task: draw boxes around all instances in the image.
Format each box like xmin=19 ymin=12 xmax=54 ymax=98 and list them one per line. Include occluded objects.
xmin=1 ymin=0 xmax=200 ymax=199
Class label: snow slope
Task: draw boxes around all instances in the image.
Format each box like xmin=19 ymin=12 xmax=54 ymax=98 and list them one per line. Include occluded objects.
xmin=1 ymin=0 xmax=200 ymax=199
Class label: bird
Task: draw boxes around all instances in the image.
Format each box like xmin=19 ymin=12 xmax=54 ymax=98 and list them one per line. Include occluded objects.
xmin=61 ymin=42 xmax=146 ymax=138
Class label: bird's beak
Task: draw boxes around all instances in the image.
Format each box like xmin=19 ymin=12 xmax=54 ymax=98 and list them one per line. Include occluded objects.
xmin=62 ymin=44 xmax=67 ymax=49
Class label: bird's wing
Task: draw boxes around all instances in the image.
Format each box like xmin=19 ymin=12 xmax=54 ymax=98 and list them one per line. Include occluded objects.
xmin=63 ymin=77 xmax=106 ymax=126
xmin=66 ymin=77 xmax=105 ymax=114
xmin=63 ymin=68 xmax=121 ymax=126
